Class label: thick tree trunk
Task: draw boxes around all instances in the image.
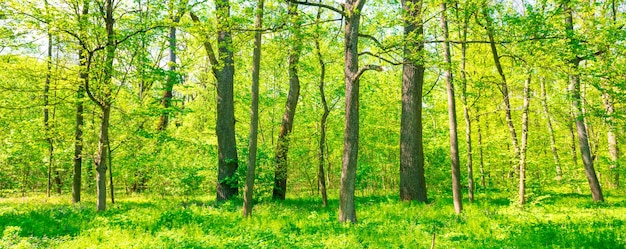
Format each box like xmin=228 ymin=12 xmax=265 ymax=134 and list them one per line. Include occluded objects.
xmin=215 ymin=0 xmax=239 ymax=201
xmin=519 ymin=75 xmax=531 ymax=205
xmin=459 ymin=11 xmax=473 ymax=202
xmin=603 ymin=92 xmax=619 ymax=188
xmin=565 ymin=3 xmax=604 ymax=202
xmin=399 ymin=0 xmax=427 ymax=203
xmin=273 ymin=3 xmax=302 ymax=200
xmin=243 ymin=0 xmax=263 ymax=217
xmin=540 ymin=78 xmax=562 ymax=180
xmin=315 ymin=6 xmax=328 ymax=207
xmin=440 ymin=2 xmax=462 ymax=214
xmin=339 ymin=0 xmax=366 ymax=223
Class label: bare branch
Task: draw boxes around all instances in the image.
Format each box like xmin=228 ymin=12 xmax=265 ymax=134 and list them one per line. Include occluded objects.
xmin=353 ymin=64 xmax=383 ymax=82
xmin=287 ymin=0 xmax=345 ymax=17
xmin=359 ymin=51 xmax=402 ymax=65
xmin=189 ymin=11 xmax=219 ymax=76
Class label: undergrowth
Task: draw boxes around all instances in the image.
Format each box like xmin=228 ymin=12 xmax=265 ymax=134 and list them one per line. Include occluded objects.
xmin=0 ymin=189 xmax=624 ymax=248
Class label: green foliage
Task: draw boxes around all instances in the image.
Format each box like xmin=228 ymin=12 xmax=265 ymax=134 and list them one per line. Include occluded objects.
xmin=1 ymin=192 xmax=625 ymax=248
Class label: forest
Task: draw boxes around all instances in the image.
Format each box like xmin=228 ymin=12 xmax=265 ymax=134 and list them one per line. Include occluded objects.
xmin=0 ymin=0 xmax=625 ymax=248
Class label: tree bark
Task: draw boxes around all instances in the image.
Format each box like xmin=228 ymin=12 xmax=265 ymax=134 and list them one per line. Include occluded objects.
xmin=315 ymin=4 xmax=328 ymax=207
xmin=157 ymin=2 xmax=183 ymax=131
xmin=459 ymin=7 xmax=473 ymax=202
xmin=603 ymin=92 xmax=619 ymax=188
xmin=339 ymin=0 xmax=367 ymax=223
xmin=441 ymin=2 xmax=462 ymax=214
xmin=400 ymin=0 xmax=427 ymax=203
xmin=565 ymin=2 xmax=604 ymax=202
xmin=95 ymin=105 xmax=110 ymax=211
xmin=243 ymin=0 xmax=263 ymax=217
xmin=273 ymin=3 xmax=302 ymax=200
xmin=73 ymin=0 xmax=89 ymax=202
xmin=540 ymin=78 xmax=562 ymax=180
xmin=476 ymin=109 xmax=486 ymax=188
xmin=44 ymin=6 xmax=54 ymax=197
xmin=519 ymin=74 xmax=531 ymax=205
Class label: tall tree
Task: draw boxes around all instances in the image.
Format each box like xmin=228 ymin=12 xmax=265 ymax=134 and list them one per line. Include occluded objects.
xmin=539 ymin=78 xmax=562 ymax=180
xmin=314 ymin=4 xmax=328 ymax=207
xmin=400 ymin=0 xmax=427 ymax=202
xmin=440 ymin=1 xmax=462 ymax=214
xmin=273 ymin=3 xmax=302 ymax=200
xmin=243 ymin=0 xmax=264 ymax=217
xmin=564 ymin=1 xmax=604 ymax=202
xmin=73 ymin=0 xmax=90 ymax=204
xmin=44 ymin=0 xmax=54 ymax=197
xmin=458 ymin=2 xmax=474 ymax=202
xmin=519 ymin=74 xmax=531 ymax=205
xmin=191 ymin=0 xmax=239 ymax=201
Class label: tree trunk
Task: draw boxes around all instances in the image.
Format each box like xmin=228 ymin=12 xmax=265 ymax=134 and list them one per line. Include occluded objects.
xmin=243 ymin=0 xmax=263 ymax=217
xmin=459 ymin=9 xmax=473 ymax=202
xmin=96 ymin=105 xmax=110 ymax=211
xmin=157 ymin=7 xmax=181 ymax=131
xmin=44 ymin=16 xmax=54 ymax=198
xmin=315 ymin=5 xmax=328 ymax=207
xmin=399 ymin=0 xmax=427 ymax=203
xmin=603 ymin=92 xmax=619 ymax=188
xmin=540 ymin=78 xmax=562 ymax=180
xmin=440 ymin=2 xmax=462 ymax=214
xmin=339 ymin=0 xmax=367 ymax=223
xmin=476 ymin=109 xmax=486 ymax=188
xmin=483 ymin=8 xmax=520 ymax=174
xmin=214 ymin=0 xmax=239 ymax=201
xmin=565 ymin=3 xmax=604 ymax=202
xmin=519 ymin=74 xmax=531 ymax=205
xmin=73 ymin=0 xmax=89 ymax=201
xmin=108 ymin=141 xmax=114 ymax=204
xmin=273 ymin=3 xmax=302 ymax=200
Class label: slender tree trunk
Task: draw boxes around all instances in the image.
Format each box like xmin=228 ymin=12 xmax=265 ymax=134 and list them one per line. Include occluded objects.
xmin=459 ymin=10 xmax=473 ymax=202
xmin=108 ymin=141 xmax=114 ymax=204
xmin=603 ymin=92 xmax=619 ymax=188
xmin=568 ymin=112 xmax=578 ymax=168
xmin=157 ymin=5 xmax=181 ymax=131
xmin=273 ymin=3 xmax=302 ymax=200
xmin=73 ymin=2 xmax=89 ymax=202
xmin=243 ymin=0 xmax=263 ymax=217
xmin=565 ymin=3 xmax=604 ymax=202
xmin=441 ymin=2 xmax=462 ymax=214
xmin=96 ymin=105 xmax=110 ymax=211
xmin=340 ymin=0 xmax=367 ymax=223
xmin=477 ymin=110 xmax=486 ymax=188
xmin=315 ymin=5 xmax=328 ymax=207
xmin=519 ymin=74 xmax=531 ymax=205
xmin=400 ymin=0 xmax=427 ymax=202
xmin=484 ymin=8 xmax=520 ymax=174
xmin=540 ymin=78 xmax=562 ymax=180
xmin=44 ymin=13 xmax=54 ymax=198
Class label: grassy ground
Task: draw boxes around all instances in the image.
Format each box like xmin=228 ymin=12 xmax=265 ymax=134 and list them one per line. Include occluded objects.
xmin=1 ymin=189 xmax=625 ymax=248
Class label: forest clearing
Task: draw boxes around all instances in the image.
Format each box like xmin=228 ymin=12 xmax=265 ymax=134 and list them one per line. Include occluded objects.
xmin=1 ymin=0 xmax=626 ymax=247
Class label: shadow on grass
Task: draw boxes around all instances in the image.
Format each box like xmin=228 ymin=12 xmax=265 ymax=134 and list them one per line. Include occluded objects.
xmin=0 ymin=204 xmax=95 ymax=238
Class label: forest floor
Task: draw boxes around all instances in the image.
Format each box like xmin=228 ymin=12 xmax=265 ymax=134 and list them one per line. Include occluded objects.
xmin=0 ymin=188 xmax=625 ymax=248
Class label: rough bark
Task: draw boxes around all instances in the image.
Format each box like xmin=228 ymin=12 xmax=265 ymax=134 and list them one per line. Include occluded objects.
xmin=315 ymin=5 xmax=328 ymax=207
xmin=214 ymin=0 xmax=239 ymax=201
xmin=441 ymin=2 xmax=462 ymax=214
xmin=243 ymin=0 xmax=263 ymax=217
xmin=273 ymin=3 xmax=302 ymax=200
xmin=540 ymin=78 xmax=562 ymax=180
xmin=603 ymin=92 xmax=619 ymax=188
xmin=400 ymin=0 xmax=427 ymax=203
xmin=339 ymin=0 xmax=367 ymax=223
xmin=519 ymin=75 xmax=531 ymax=205
xmin=565 ymin=3 xmax=604 ymax=202
xmin=96 ymin=105 xmax=110 ymax=211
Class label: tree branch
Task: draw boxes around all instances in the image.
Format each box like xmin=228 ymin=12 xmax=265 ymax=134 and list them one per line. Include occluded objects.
xmin=287 ymin=0 xmax=345 ymax=17
xmin=353 ymin=64 xmax=383 ymax=82
xmin=359 ymin=51 xmax=402 ymax=65
xmin=189 ymin=11 xmax=219 ymax=76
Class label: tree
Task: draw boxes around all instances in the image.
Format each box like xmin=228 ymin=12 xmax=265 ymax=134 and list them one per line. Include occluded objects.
xmin=440 ymin=1 xmax=462 ymax=214
xmin=400 ymin=0 xmax=427 ymax=202
xmin=564 ymin=1 xmax=604 ymax=202
xmin=273 ymin=3 xmax=302 ymax=200
xmin=314 ymin=4 xmax=328 ymax=207
xmin=243 ymin=0 xmax=264 ymax=217
xmin=191 ymin=0 xmax=239 ymax=201
xmin=539 ymin=77 xmax=562 ymax=181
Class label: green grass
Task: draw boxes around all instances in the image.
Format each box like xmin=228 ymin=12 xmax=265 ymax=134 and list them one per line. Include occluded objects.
xmin=1 ymin=190 xmax=625 ymax=248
